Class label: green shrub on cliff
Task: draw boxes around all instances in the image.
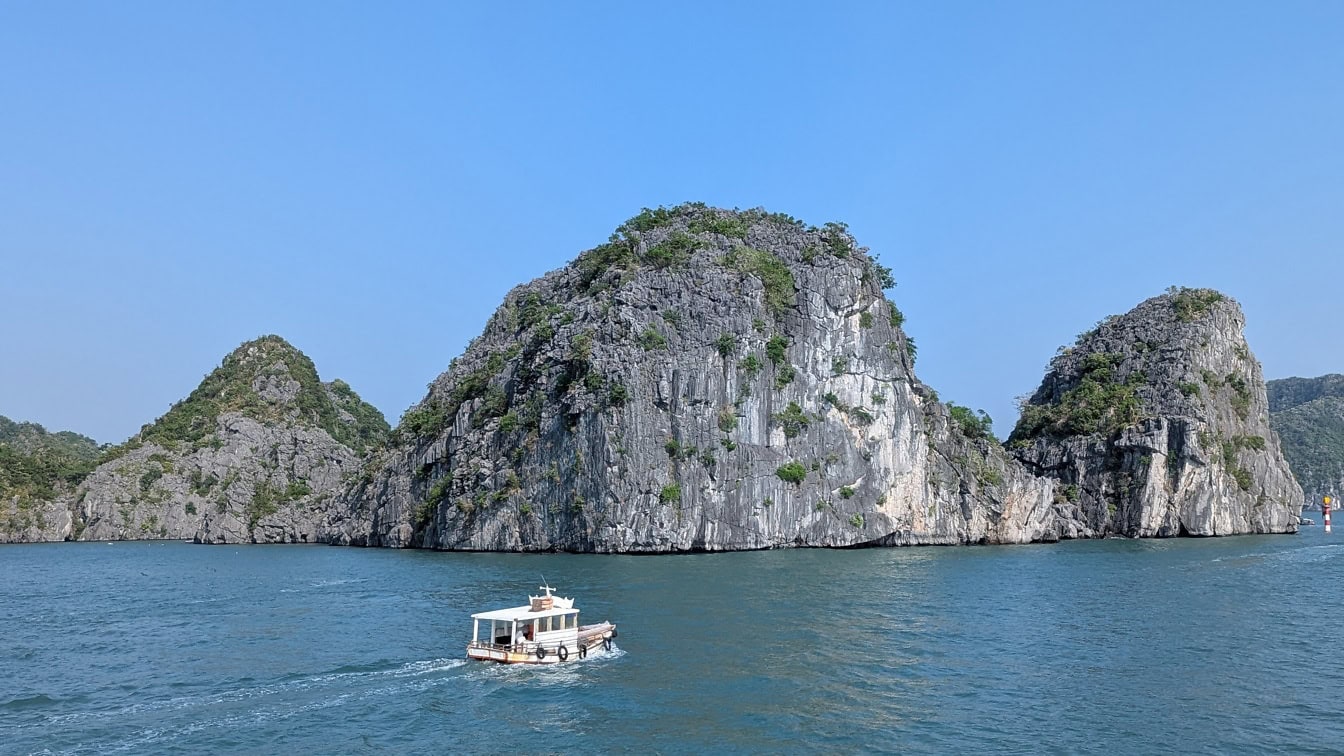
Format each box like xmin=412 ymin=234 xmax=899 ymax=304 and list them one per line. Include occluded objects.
xmin=776 ymin=462 xmax=807 ymax=484
xmin=717 ymin=407 xmax=739 ymax=433
xmin=638 ymin=327 xmax=668 ymax=351
xmin=645 ymin=232 xmax=701 ymax=268
xmin=723 ymin=247 xmax=796 ymax=316
xmin=575 ymin=204 xmax=722 ymax=290
xmin=624 ymin=206 xmax=682 ymax=232
xmin=245 ymin=483 xmax=281 ymax=528
xmin=399 ymin=402 xmax=449 ymax=438
xmin=822 ymin=222 xmax=852 ymax=257
xmin=1169 ymin=287 xmax=1225 ymax=322
xmin=576 ymin=234 xmax=637 ymax=290
xmin=847 ymin=407 xmax=875 ymax=425
xmin=774 ymin=402 xmax=809 ymax=439
xmin=1226 ymin=373 xmax=1252 ymax=419
xmin=949 ymin=404 xmax=994 ymax=440
xmin=889 ymin=303 xmax=905 ymax=329
xmin=689 ymin=214 xmax=748 ymax=238
xmin=1011 ymin=352 xmax=1143 ymax=441
xmin=739 ymin=354 xmax=762 ymax=378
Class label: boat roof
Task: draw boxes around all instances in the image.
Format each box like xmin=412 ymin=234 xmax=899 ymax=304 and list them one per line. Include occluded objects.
xmin=471 ymin=604 xmax=579 ymax=621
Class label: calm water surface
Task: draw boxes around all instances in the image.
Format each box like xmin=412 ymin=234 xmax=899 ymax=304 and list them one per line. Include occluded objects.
xmin=3 ymin=530 xmax=1343 ymax=754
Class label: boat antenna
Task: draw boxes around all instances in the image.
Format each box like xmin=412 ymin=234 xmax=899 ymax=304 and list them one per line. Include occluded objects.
xmin=540 ymin=574 xmax=552 ymax=595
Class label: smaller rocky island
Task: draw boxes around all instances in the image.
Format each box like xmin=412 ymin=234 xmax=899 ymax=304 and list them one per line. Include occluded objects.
xmin=2 ymin=336 xmax=388 ymax=544
xmin=1010 ymin=287 xmax=1301 ymax=536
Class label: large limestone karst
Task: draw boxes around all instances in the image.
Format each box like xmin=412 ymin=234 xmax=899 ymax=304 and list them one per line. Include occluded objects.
xmin=0 ymin=416 xmax=105 ymax=542
xmin=1267 ymin=374 xmax=1344 ymax=506
xmin=76 ymin=336 xmax=389 ymax=543
xmin=328 ymin=204 xmax=1064 ymax=551
xmin=1009 ymin=287 xmax=1301 ymax=536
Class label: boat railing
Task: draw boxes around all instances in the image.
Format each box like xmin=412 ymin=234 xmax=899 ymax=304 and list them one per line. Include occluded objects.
xmin=469 ymin=640 xmax=530 ymax=653
xmin=470 ymin=637 xmax=587 ymax=654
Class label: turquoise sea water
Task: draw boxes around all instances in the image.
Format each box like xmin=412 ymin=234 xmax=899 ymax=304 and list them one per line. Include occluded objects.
xmin=3 ymin=530 xmax=1343 ymax=754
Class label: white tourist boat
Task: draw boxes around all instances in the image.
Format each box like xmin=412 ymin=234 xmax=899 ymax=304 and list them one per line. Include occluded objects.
xmin=466 ymin=584 xmax=617 ymax=664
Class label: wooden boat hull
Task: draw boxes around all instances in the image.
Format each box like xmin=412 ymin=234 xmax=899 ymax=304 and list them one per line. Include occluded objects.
xmin=466 ymin=623 xmax=617 ymax=664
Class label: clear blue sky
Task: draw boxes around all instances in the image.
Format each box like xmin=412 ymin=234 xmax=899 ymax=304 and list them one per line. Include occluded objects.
xmin=2 ymin=1 xmax=1341 ymax=444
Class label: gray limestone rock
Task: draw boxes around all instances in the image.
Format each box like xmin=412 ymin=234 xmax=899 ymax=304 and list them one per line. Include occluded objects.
xmin=1009 ymin=288 xmax=1301 ymax=536
xmin=78 ymin=414 xmax=360 ymax=543
xmin=325 ymin=206 xmax=1062 ymax=551
xmin=75 ymin=336 xmax=388 ymax=544
xmin=0 ymin=495 xmax=74 ymax=543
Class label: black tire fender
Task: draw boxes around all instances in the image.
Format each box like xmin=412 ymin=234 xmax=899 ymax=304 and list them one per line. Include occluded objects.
xmin=558 ymin=645 xmax=569 ymax=661
xmin=536 ymin=645 xmax=547 ymax=660
xmin=578 ymin=644 xmax=587 ymax=659
xmin=603 ymin=637 xmax=612 ymax=651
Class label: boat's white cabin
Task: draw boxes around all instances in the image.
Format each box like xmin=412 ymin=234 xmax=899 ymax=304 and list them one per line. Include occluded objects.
xmin=470 ymin=600 xmax=580 ymax=648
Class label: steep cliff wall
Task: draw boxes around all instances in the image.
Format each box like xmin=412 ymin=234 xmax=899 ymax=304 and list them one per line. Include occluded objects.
xmin=76 ymin=336 xmax=388 ymax=543
xmin=1009 ymin=288 xmax=1301 ymax=536
xmin=327 ymin=205 xmax=1062 ymax=551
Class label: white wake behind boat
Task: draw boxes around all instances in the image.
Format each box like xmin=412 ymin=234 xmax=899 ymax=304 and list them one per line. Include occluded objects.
xmin=466 ymin=584 xmax=617 ymax=664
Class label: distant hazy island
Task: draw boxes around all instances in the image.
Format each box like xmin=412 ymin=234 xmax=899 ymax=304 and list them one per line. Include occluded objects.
xmin=2 ymin=204 xmax=1329 ymax=551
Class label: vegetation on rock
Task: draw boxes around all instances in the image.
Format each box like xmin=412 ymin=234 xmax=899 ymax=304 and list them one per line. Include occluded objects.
xmin=774 ymin=402 xmax=810 ymax=439
xmin=776 ymin=462 xmax=807 ymax=484
xmin=1169 ymin=286 xmax=1225 ymax=322
xmin=130 ymin=336 xmax=388 ymax=453
xmin=722 ymin=246 xmax=796 ymax=316
xmin=1268 ymin=375 xmax=1344 ymax=501
xmin=948 ymin=404 xmax=994 ymax=441
xmin=0 ymin=416 xmax=104 ymax=505
xmin=1012 ymin=352 xmax=1143 ymax=441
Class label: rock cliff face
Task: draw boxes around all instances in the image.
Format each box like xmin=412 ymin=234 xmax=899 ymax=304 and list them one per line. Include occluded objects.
xmin=1267 ymin=374 xmax=1344 ymax=506
xmin=0 ymin=416 xmax=103 ymax=543
xmin=327 ymin=205 xmax=1063 ymax=551
xmin=77 ymin=336 xmax=388 ymax=543
xmin=1009 ymin=288 xmax=1301 ymax=536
